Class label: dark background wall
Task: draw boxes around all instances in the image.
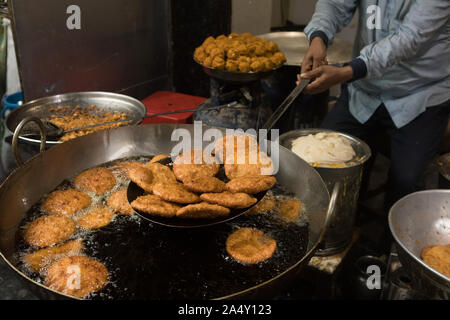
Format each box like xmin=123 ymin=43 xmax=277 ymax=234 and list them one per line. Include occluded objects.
xmin=170 ymin=0 xmax=231 ymax=97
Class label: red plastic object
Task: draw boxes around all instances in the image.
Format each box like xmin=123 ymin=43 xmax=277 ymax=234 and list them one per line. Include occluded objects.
xmin=141 ymin=91 xmax=206 ymax=124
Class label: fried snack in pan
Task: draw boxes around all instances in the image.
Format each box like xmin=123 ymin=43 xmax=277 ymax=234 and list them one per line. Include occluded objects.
xmin=226 ymin=59 xmax=239 ymax=72
xmin=226 ymin=175 xmax=277 ymax=194
xmin=144 ymin=162 xmax=177 ymax=184
xmin=24 ymin=215 xmax=76 ymax=248
xmin=421 ymin=244 xmax=450 ymax=278
xmin=212 ymin=56 xmax=226 ymax=70
xmin=203 ymin=56 xmax=213 ymax=68
xmin=152 ymin=182 xmax=201 ymax=204
xmin=176 ymin=202 xmax=230 ymax=219
xmin=128 ymin=165 xmax=155 ymax=193
xmin=278 ymin=199 xmax=302 ymax=222
xmin=45 ymin=256 xmax=108 ymax=298
xmin=181 ymin=175 xmax=226 ymax=193
xmin=24 ymin=240 xmax=83 ymax=273
xmin=149 ymin=154 xmax=169 ymax=164
xmin=246 ymin=194 xmax=276 ymax=215
xmin=107 ymin=189 xmax=134 ymax=215
xmin=74 ymin=167 xmax=116 ymax=195
xmin=224 ymin=151 xmax=274 ymax=180
xmin=226 ymin=228 xmax=277 ymax=264
xmin=131 ymin=194 xmax=181 ymax=217
xmin=116 ymin=161 xmax=144 ymax=178
xmin=214 ymin=134 xmax=259 ymax=163
xmin=76 ymin=206 xmax=114 ymax=230
xmin=200 ymin=191 xmax=257 ymax=209
xmin=173 ymin=149 xmax=219 ymax=181
xmin=41 ymin=189 xmax=91 ymax=216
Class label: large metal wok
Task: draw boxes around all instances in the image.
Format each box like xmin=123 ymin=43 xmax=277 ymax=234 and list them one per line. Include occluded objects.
xmin=0 ymin=124 xmax=336 ymax=299
xmin=389 ymin=190 xmax=450 ymax=300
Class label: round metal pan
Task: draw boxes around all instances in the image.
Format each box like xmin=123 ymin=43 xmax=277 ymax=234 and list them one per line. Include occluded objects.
xmin=258 ymin=32 xmax=353 ymax=66
xmin=196 ymin=60 xmax=280 ymax=83
xmin=389 ymin=190 xmax=450 ymax=300
xmin=5 ymin=91 xmax=146 ymax=145
xmin=0 ymin=124 xmax=336 ymax=300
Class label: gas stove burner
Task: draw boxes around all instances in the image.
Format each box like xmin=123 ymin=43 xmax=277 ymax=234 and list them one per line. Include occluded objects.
xmin=193 ymin=77 xmax=272 ymax=130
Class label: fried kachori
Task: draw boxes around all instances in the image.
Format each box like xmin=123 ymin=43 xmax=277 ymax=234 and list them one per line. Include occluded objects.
xmin=130 ymin=194 xmax=181 ymax=217
xmin=246 ymin=194 xmax=276 ymax=215
xmin=45 ymin=256 xmax=108 ymax=298
xmin=200 ymin=191 xmax=257 ymax=209
xmin=226 ymin=228 xmax=277 ymax=264
xmin=24 ymin=215 xmax=76 ymax=248
xmin=41 ymin=189 xmax=91 ymax=216
xmin=181 ymin=175 xmax=226 ymax=193
xmin=74 ymin=167 xmax=116 ymax=195
xmin=128 ymin=165 xmax=155 ymax=193
xmin=226 ymin=175 xmax=276 ymax=194
xmin=172 ymin=149 xmax=219 ymax=181
xmin=278 ymin=199 xmax=302 ymax=222
xmin=76 ymin=206 xmax=114 ymax=230
xmin=107 ymin=189 xmax=134 ymax=215
xmin=176 ymin=202 xmax=230 ymax=219
xmin=24 ymin=240 xmax=83 ymax=273
xmin=152 ymin=182 xmax=201 ymax=204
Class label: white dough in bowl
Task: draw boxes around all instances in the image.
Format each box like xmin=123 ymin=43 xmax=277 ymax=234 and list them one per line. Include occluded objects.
xmin=291 ymin=132 xmax=356 ymax=166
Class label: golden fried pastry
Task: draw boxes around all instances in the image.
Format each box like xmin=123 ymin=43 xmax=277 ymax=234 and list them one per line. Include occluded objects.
xmin=212 ymin=56 xmax=226 ymax=70
xmin=194 ymin=47 xmax=207 ymax=63
xmin=246 ymin=194 xmax=276 ymax=215
xmin=226 ymin=175 xmax=276 ymax=194
xmin=24 ymin=240 xmax=83 ymax=273
xmin=107 ymin=189 xmax=134 ymax=215
xmin=203 ymin=36 xmax=215 ymax=46
xmin=149 ymin=154 xmax=169 ymax=164
xmin=216 ymin=34 xmax=227 ymax=41
xmin=116 ymin=161 xmax=144 ymax=178
xmin=143 ymin=162 xmax=177 ymax=185
xmin=76 ymin=206 xmax=114 ymax=230
xmin=421 ymin=244 xmax=450 ymax=278
xmin=45 ymin=256 xmax=108 ymax=298
xmin=181 ymin=175 xmax=226 ymax=193
xmin=238 ymin=62 xmax=251 ymax=73
xmin=152 ymin=182 xmax=201 ymax=204
xmin=42 ymin=189 xmax=91 ymax=216
xmin=203 ymin=56 xmax=213 ymax=67
xmin=74 ymin=168 xmax=116 ymax=195
xmin=214 ymin=134 xmax=259 ymax=163
xmin=229 ymin=32 xmax=240 ymax=39
xmin=204 ymin=43 xmax=217 ymax=55
xmin=250 ymin=60 xmax=265 ymax=72
xmin=226 ymin=228 xmax=277 ymax=264
xmin=173 ymin=149 xmax=219 ymax=181
xmin=226 ymin=59 xmax=239 ymax=72
xmin=278 ymin=199 xmax=302 ymax=222
xmin=176 ymin=202 xmax=230 ymax=219
xmin=224 ymin=151 xmax=274 ymax=179
xmin=210 ymin=47 xmax=225 ymax=59
xmin=24 ymin=215 xmax=76 ymax=248
xmin=128 ymin=165 xmax=155 ymax=193
xmin=130 ymin=194 xmax=180 ymax=217
xmin=200 ymin=191 xmax=257 ymax=209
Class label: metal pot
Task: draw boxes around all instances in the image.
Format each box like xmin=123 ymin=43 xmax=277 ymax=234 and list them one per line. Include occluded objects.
xmin=0 ymin=123 xmax=337 ymax=299
xmin=279 ymin=129 xmax=371 ymax=255
xmin=389 ymin=190 xmax=450 ymax=300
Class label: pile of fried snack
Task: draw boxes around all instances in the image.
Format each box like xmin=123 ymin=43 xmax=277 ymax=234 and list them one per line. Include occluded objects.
xmin=129 ymin=134 xmax=277 ymax=219
xmin=194 ymin=32 xmax=287 ymax=73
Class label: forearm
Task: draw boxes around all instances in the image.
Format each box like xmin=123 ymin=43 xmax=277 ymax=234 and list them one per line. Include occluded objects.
xmin=304 ymin=0 xmax=358 ymax=45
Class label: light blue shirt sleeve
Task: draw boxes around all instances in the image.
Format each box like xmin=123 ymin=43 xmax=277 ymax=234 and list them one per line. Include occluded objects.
xmin=358 ymin=0 xmax=450 ymax=79
xmin=304 ymin=0 xmax=358 ymax=44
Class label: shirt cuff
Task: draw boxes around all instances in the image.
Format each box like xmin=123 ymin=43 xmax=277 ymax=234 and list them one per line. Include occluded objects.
xmin=309 ymin=31 xmax=329 ymax=48
xmin=348 ymin=58 xmax=367 ymax=81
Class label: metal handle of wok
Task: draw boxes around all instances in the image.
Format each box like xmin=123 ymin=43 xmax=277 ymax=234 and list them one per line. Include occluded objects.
xmin=12 ymin=117 xmax=47 ymax=167
xmin=318 ymin=182 xmax=340 ymax=244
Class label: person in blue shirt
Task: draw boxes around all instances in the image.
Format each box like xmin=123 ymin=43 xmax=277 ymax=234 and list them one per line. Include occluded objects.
xmin=299 ymin=0 xmax=450 ymax=210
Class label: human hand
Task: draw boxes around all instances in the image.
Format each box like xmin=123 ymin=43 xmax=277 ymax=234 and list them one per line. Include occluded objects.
xmin=296 ymin=65 xmax=353 ymax=94
xmin=300 ymin=37 xmax=328 ymax=73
